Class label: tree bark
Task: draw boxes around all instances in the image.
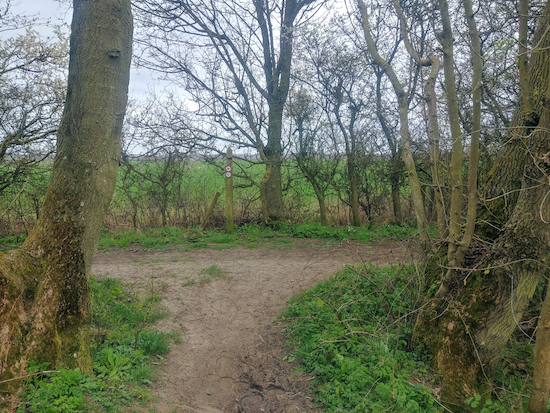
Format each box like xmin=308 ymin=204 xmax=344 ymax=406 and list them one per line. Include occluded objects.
xmin=264 ymin=104 xmax=285 ymax=222
xmin=437 ymin=0 xmax=463 ymax=272
xmin=0 ymin=0 xmax=132 ymax=407
xmin=358 ymin=0 xmax=429 ymax=244
xmin=529 ymin=284 xmax=550 ymax=412
xmin=348 ymin=156 xmax=360 ymax=226
xmin=424 ymin=56 xmax=445 ymax=237
xmin=413 ymin=1 xmax=550 ymax=407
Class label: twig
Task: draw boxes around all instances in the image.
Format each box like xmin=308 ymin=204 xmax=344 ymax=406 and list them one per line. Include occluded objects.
xmin=0 ymin=176 xmax=30 ymax=219
xmin=0 ymin=370 xmax=60 ymax=385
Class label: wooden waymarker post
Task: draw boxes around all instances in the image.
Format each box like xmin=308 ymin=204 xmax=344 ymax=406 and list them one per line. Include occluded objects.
xmin=225 ymin=147 xmax=234 ymax=233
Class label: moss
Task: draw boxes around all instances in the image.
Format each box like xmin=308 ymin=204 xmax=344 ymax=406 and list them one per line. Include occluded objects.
xmin=422 ymin=243 xmax=448 ymax=298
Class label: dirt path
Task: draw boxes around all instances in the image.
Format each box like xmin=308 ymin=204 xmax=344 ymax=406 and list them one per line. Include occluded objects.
xmin=91 ymin=239 xmax=413 ymax=413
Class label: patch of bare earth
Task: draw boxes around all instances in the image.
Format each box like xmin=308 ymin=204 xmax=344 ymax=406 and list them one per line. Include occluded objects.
xmin=91 ymin=239 xmax=414 ymax=413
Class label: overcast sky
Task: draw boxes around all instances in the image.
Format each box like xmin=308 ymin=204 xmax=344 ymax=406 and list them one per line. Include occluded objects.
xmin=10 ymin=0 xmax=162 ymax=101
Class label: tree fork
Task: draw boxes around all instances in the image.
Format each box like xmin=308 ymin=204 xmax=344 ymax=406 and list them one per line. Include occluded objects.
xmin=413 ymin=1 xmax=550 ymax=407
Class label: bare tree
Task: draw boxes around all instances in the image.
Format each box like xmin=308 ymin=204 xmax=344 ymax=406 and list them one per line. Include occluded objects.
xmin=357 ymin=0 xmax=429 ymax=242
xmin=135 ymin=0 xmax=323 ymax=223
xmin=0 ymin=25 xmax=68 ymax=195
xmin=286 ymin=88 xmax=340 ymax=225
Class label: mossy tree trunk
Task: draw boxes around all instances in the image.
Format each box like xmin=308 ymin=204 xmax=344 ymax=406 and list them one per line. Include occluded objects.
xmin=413 ymin=2 xmax=550 ymax=408
xmin=528 ymin=283 xmax=550 ymax=412
xmin=0 ymin=0 xmax=132 ymax=408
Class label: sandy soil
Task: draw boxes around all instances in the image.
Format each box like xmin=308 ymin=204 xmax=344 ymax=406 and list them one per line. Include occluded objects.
xmin=91 ymin=239 xmax=414 ymax=413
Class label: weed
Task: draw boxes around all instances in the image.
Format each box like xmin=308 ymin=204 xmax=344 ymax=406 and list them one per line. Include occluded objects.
xmin=85 ymin=222 xmax=421 ymax=253
xmin=182 ymin=276 xmax=196 ymax=287
xmin=18 ymin=277 xmax=173 ymax=412
xmin=283 ymin=264 xmax=534 ymax=412
xmin=182 ymin=242 xmax=209 ymax=250
xmin=212 ymin=244 xmax=235 ymax=250
xmin=17 ymin=364 xmax=87 ymax=413
xmin=209 ymin=234 xmax=237 ymax=243
xmin=0 ymin=234 xmax=27 ymax=252
xmin=200 ymin=264 xmax=227 ymax=278
xmin=283 ymin=264 xmax=438 ymax=412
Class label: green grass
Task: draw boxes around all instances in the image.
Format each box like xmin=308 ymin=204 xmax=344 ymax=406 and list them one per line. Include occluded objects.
xmin=94 ymin=223 xmax=418 ymax=251
xmin=283 ymin=264 xmax=439 ymax=412
xmin=0 ymin=234 xmax=27 ymax=252
xmin=276 ymin=222 xmax=417 ymax=242
xmin=200 ymin=264 xmax=227 ymax=278
xmin=0 ymin=222 xmax=419 ymax=253
xmin=282 ymin=264 xmax=535 ymax=412
xmin=17 ymin=277 xmax=173 ymax=413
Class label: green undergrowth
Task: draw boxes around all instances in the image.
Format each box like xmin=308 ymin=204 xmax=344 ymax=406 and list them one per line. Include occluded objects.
xmin=282 ymin=264 xmax=440 ymax=412
xmin=95 ymin=222 xmax=418 ymax=250
xmin=0 ymin=233 xmax=27 ymax=252
xmin=282 ymin=264 xmax=538 ymax=412
xmin=0 ymin=223 xmax=418 ymax=252
xmin=17 ymin=277 xmax=173 ymax=413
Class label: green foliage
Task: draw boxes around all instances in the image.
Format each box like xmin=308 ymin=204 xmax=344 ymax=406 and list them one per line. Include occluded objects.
xmin=92 ymin=222 xmax=418 ymax=252
xmin=283 ymin=263 xmax=537 ymax=412
xmin=465 ymin=395 xmax=510 ymax=413
xmin=200 ymin=264 xmax=227 ymax=278
xmin=17 ymin=363 xmax=87 ymax=413
xmin=283 ymin=264 xmax=439 ymax=412
xmin=276 ymin=222 xmax=417 ymax=242
xmin=18 ymin=277 xmax=172 ymax=412
xmin=0 ymin=234 xmax=27 ymax=252
xmin=0 ymin=222 xmax=418 ymax=252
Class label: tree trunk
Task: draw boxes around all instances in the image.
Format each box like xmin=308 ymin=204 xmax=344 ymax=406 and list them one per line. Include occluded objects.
xmin=413 ymin=2 xmax=550 ymax=407
xmin=0 ymin=0 xmax=132 ymax=407
xmin=310 ymin=180 xmax=328 ymax=226
xmin=424 ymin=56 xmax=445 ymax=237
xmin=348 ymin=155 xmax=361 ymax=227
xmin=438 ymin=0 xmax=463 ymax=270
xmin=397 ymin=96 xmax=428 ymax=243
xmin=389 ymin=174 xmax=402 ymax=224
xmin=529 ymin=283 xmax=550 ymax=412
xmin=263 ymin=103 xmax=285 ymax=223
xmin=358 ymin=0 xmax=429 ymax=244
xmin=376 ymin=71 xmax=403 ymax=225
xmin=318 ymin=193 xmax=327 ymax=226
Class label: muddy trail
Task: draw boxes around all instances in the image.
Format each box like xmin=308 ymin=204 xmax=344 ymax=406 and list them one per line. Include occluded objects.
xmin=91 ymin=239 xmax=413 ymax=412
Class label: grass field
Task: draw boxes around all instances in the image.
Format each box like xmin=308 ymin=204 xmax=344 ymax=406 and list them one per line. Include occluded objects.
xmin=1 ymin=157 xmax=409 ymax=237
